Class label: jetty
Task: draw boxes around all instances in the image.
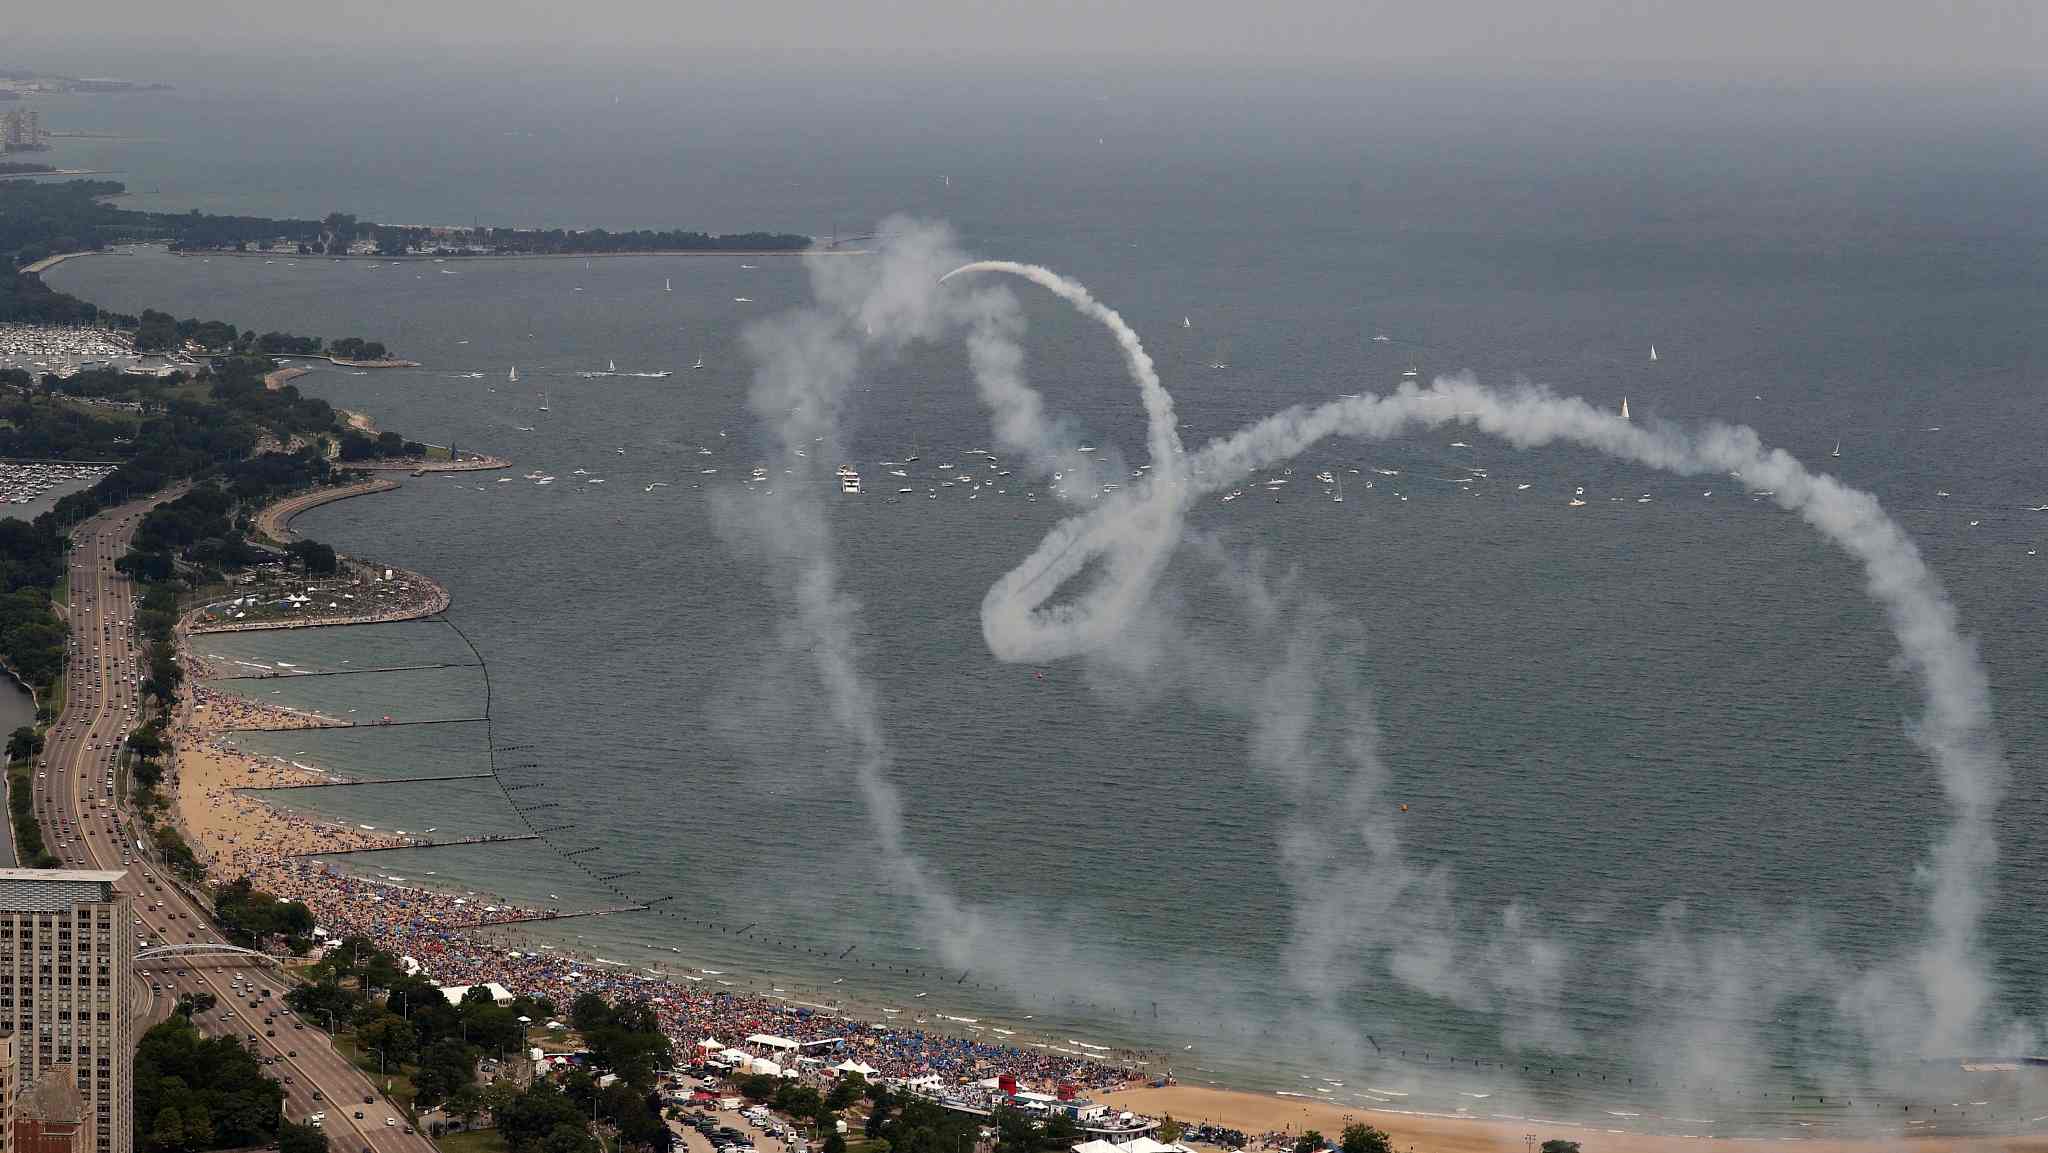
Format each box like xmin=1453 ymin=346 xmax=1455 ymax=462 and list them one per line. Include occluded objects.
xmin=239 ymin=772 xmax=498 ymax=790
xmin=438 ymin=904 xmax=649 ymax=930
xmin=288 ymin=833 xmax=541 ymax=858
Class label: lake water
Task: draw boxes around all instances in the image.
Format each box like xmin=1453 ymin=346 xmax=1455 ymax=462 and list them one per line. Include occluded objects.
xmin=38 ymin=61 xmax=2048 ymax=1133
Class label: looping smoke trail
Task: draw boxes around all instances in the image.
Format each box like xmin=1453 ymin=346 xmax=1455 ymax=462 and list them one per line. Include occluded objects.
xmin=732 ymin=228 xmax=2007 ymax=1102
xmin=943 ymin=265 xmax=2005 ymax=1058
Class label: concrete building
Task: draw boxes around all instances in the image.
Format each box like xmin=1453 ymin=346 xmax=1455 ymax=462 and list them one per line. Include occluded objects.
xmin=0 ymin=871 xmax=132 ymax=1153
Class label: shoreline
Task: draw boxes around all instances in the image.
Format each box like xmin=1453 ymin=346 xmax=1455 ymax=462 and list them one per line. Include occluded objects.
xmin=20 ymin=249 xmax=107 ymax=274
xmin=252 ymin=477 xmax=402 ymax=543
xmin=172 ymin=246 xmax=863 ymax=263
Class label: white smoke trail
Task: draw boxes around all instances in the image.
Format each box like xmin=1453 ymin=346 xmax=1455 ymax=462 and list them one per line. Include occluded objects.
xmin=726 ymin=226 xmax=2008 ymax=1108
xmin=941 ymin=266 xmax=2006 ymax=1061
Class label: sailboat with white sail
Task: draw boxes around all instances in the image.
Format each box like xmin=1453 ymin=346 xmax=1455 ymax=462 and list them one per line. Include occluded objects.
xmin=508 ymin=365 xmax=518 ymax=383
xmin=538 ymin=390 xmax=549 ymax=412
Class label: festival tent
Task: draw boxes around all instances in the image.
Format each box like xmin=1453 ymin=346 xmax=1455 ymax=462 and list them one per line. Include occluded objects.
xmin=1072 ymin=1141 xmax=1124 ymax=1153
xmin=834 ymin=1061 xmax=880 ymax=1078
xmin=748 ymin=1058 xmax=783 ymax=1076
xmin=696 ymin=1039 xmax=724 ymax=1051
xmin=745 ymin=1034 xmax=801 ymax=1052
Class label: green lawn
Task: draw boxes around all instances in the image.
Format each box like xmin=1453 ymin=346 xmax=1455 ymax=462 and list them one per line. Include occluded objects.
xmin=436 ymin=1129 xmax=509 ymax=1153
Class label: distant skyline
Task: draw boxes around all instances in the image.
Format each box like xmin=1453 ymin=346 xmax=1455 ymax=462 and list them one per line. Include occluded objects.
xmin=11 ymin=0 xmax=2046 ymax=80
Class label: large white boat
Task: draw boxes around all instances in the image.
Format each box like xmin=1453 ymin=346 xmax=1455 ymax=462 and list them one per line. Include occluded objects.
xmin=837 ymin=465 xmax=862 ymax=494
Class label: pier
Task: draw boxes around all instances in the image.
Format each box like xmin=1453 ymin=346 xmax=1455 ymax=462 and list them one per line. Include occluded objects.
xmin=212 ymin=661 xmax=482 ymax=681
xmin=223 ymin=716 xmax=489 ymax=733
xmin=438 ymin=904 xmax=648 ymax=930
xmin=289 ymin=833 xmax=541 ymax=858
xmin=240 ymin=772 xmax=497 ymax=789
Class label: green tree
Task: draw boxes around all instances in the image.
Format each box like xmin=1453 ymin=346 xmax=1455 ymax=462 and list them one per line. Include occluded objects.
xmin=1338 ymin=1123 xmax=1391 ymax=1153
xmin=1539 ymin=1143 xmax=1582 ymax=1153
xmin=4 ymin=725 xmax=39 ymax=762
xmin=278 ymin=1120 xmax=330 ymax=1153
xmin=1157 ymin=1116 xmax=1183 ymax=1144
xmin=1294 ymin=1131 xmax=1325 ymax=1153
xmin=151 ymin=1106 xmax=187 ymax=1153
xmin=446 ymin=1085 xmax=484 ymax=1129
xmin=174 ymin=991 xmax=217 ymax=1017
xmin=825 ymin=1072 xmax=866 ymax=1112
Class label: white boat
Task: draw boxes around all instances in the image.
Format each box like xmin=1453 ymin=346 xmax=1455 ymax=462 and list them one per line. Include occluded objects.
xmin=733 ymin=297 xmax=752 ymax=303
xmin=1831 ymin=440 xmax=1841 ymax=458
xmin=608 ymin=359 xmax=616 ymax=373
xmin=1182 ymin=316 xmax=1191 ymax=328
xmin=691 ymin=357 xmax=705 ymax=370
xmin=508 ymin=365 xmax=518 ymax=383
xmin=1371 ymin=334 xmax=1390 ymax=343
xmin=539 ymin=391 xmax=549 ymax=412
xmin=1620 ymin=397 xmax=1630 ymax=421
xmin=664 ymin=278 xmax=672 ymax=292
xmin=1332 ymin=474 xmax=1343 ymax=503
xmin=1650 ymin=344 xmax=1659 ymax=362
xmin=837 ymin=465 xmax=862 ymax=494
xmin=1568 ymin=498 xmax=1586 ymax=507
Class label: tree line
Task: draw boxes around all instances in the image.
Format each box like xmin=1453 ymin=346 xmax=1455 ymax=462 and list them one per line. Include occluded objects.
xmin=3 ymin=180 xmax=808 ymax=269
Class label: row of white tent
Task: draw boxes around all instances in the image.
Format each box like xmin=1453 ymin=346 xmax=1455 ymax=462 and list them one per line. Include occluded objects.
xmin=1073 ymin=1140 xmax=1198 ymax=1153
xmin=694 ymin=1037 xmax=879 ymax=1081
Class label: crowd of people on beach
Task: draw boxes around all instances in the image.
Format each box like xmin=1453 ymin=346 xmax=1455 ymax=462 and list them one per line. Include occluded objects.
xmin=176 ymin=679 xmax=1136 ymax=1095
xmin=248 ymin=855 xmax=1134 ymax=1091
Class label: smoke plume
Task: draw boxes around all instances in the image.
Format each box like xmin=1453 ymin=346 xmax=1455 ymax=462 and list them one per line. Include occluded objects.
xmin=723 ymin=218 xmax=2012 ymax=1116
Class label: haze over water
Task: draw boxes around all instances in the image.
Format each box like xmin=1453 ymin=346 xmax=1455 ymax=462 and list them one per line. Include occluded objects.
xmin=42 ymin=59 xmax=2048 ymax=1133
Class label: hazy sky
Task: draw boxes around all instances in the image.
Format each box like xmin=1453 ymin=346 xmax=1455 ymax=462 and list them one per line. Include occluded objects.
xmin=18 ymin=0 xmax=2047 ymax=78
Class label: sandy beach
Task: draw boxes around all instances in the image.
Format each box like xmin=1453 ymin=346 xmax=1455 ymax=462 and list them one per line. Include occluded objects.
xmin=170 ymin=686 xmax=409 ymax=877
xmin=1103 ymin=1084 xmax=2048 ymax=1153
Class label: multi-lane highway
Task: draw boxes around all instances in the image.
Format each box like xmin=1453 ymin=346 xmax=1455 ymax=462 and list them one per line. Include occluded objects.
xmin=35 ymin=493 xmax=438 ymax=1153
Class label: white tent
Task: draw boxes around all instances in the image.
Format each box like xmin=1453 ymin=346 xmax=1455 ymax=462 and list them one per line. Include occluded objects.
xmin=744 ymin=1034 xmax=801 ymax=1052
xmin=748 ymin=1058 xmax=783 ymax=1077
xmin=1073 ymin=1141 xmax=1124 ymax=1153
xmin=696 ymin=1039 xmax=725 ymax=1051
xmin=833 ymin=1061 xmax=879 ymax=1078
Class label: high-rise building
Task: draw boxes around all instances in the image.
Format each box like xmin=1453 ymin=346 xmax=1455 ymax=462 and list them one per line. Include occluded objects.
xmin=0 ymin=872 xmax=131 ymax=1153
